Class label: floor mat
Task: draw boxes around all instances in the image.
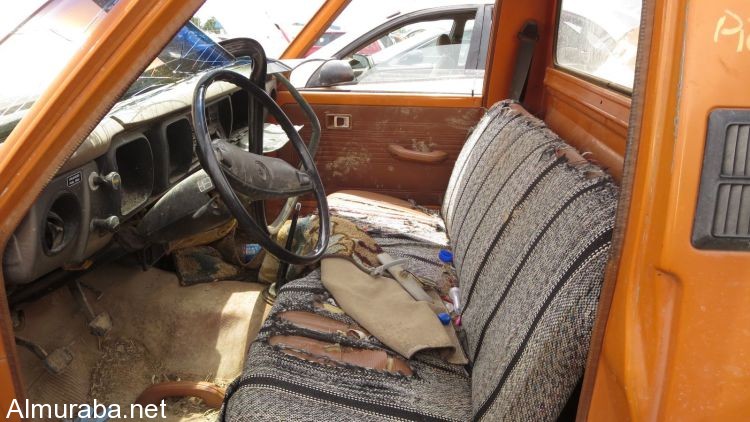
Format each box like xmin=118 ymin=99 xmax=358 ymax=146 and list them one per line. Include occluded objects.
xmin=15 ymin=261 xmax=270 ymax=421
xmin=89 ymin=337 xmax=225 ymax=421
xmin=89 ymin=338 xmax=163 ymax=405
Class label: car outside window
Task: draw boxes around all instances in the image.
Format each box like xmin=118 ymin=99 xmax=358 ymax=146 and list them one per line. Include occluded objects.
xmin=555 ymin=0 xmax=642 ymax=91
xmin=302 ymin=0 xmax=491 ymax=96
xmin=347 ymin=18 xmax=482 ymax=95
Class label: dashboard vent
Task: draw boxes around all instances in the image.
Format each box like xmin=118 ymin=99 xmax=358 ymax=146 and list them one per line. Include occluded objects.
xmin=114 ymin=135 xmax=154 ymax=215
xmin=693 ymin=110 xmax=750 ymax=250
xmin=165 ymin=118 xmax=194 ymax=183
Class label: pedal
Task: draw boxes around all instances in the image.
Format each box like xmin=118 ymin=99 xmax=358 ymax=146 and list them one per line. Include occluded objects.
xmin=44 ymin=347 xmax=74 ymax=374
xmin=68 ymin=280 xmax=112 ymax=337
xmin=15 ymin=336 xmax=73 ymax=375
xmin=88 ymin=312 xmax=112 ymax=337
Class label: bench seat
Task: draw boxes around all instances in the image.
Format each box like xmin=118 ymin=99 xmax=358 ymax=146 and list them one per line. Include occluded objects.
xmin=222 ymin=101 xmax=618 ymax=421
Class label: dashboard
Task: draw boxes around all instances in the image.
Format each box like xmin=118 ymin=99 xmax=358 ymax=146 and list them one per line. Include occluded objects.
xmin=3 ymin=66 xmax=271 ymax=286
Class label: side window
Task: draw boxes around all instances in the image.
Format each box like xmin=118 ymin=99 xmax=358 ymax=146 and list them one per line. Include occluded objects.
xmin=457 ymin=19 xmax=475 ymax=68
xmin=299 ymin=1 xmax=487 ymax=96
xmin=348 ymin=19 xmax=469 ymax=71
xmin=555 ymin=0 xmax=642 ymax=90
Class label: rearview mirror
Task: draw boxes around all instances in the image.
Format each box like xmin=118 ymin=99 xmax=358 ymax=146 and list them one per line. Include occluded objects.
xmin=305 ymin=60 xmax=355 ymax=88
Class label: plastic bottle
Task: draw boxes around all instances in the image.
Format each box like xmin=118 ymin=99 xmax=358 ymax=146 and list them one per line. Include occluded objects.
xmin=242 ymin=243 xmax=262 ymax=263
xmin=449 ymin=286 xmax=462 ymax=314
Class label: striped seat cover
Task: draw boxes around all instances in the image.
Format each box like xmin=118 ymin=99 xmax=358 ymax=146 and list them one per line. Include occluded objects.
xmin=222 ymin=100 xmax=618 ymax=421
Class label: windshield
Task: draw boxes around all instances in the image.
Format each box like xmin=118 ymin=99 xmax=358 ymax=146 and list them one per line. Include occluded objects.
xmin=122 ymin=24 xmax=233 ymax=98
xmin=0 ymin=0 xmax=234 ymax=142
xmin=193 ymin=0 xmax=326 ymax=59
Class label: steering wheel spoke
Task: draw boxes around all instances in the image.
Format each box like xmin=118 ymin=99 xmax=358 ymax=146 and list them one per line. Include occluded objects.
xmin=212 ymin=139 xmax=314 ymax=200
xmin=192 ymin=69 xmax=329 ymax=265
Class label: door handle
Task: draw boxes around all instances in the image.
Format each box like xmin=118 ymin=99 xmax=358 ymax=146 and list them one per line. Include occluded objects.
xmin=325 ymin=114 xmax=351 ymax=129
xmin=387 ymin=144 xmax=448 ymax=164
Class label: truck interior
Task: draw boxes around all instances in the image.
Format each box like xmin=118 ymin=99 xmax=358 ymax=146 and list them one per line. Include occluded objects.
xmin=0 ymin=0 xmax=747 ymax=421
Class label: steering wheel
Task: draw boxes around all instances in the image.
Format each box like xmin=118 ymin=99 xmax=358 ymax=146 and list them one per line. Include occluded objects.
xmin=191 ymin=69 xmax=330 ymax=265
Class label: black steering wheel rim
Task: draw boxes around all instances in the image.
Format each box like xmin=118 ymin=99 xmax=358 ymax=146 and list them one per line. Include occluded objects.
xmin=192 ymin=68 xmax=330 ymax=265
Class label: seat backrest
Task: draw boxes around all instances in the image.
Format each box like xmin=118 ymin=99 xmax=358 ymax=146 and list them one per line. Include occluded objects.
xmin=442 ymin=101 xmax=618 ymax=421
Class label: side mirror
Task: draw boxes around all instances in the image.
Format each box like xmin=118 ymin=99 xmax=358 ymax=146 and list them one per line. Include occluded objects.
xmin=305 ymin=60 xmax=355 ymax=88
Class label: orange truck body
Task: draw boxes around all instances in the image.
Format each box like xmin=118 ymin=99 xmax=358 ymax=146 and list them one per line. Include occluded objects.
xmin=0 ymin=0 xmax=748 ymax=420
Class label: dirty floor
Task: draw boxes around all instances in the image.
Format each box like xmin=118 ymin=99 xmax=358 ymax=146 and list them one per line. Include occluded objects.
xmin=13 ymin=260 xmax=270 ymax=421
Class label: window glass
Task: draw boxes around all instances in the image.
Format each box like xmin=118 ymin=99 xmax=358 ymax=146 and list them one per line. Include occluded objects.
xmin=555 ymin=0 xmax=641 ymax=90
xmin=0 ymin=0 xmax=235 ymax=143
xmin=301 ymin=0 xmax=488 ymax=96
xmin=123 ymin=25 xmax=233 ymax=99
xmin=0 ymin=0 xmax=119 ymax=142
xmin=193 ymin=0 xmax=325 ymax=58
xmin=353 ymin=19 xmax=457 ymax=66
xmin=0 ymin=1 xmax=48 ymax=40
xmin=457 ymin=19 xmax=475 ymax=68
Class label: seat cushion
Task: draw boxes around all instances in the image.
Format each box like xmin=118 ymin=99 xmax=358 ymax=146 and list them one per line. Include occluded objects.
xmin=223 ymin=232 xmax=472 ymax=421
xmin=326 ymin=102 xmax=618 ymax=421
xmin=224 ymin=192 xmax=467 ymax=421
xmin=328 ymin=190 xmax=448 ymax=246
xmin=224 ymin=100 xmax=618 ymax=422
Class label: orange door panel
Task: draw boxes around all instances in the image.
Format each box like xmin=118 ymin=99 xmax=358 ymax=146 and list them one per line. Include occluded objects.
xmin=280 ymin=101 xmax=483 ymax=204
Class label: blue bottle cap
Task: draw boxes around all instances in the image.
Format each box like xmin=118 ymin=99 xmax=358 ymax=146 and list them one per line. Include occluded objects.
xmin=438 ymin=249 xmax=453 ymax=263
xmin=438 ymin=312 xmax=452 ymax=326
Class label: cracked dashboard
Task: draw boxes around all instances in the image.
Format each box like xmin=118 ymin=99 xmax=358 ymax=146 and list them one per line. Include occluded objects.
xmin=3 ymin=67 xmax=268 ymax=285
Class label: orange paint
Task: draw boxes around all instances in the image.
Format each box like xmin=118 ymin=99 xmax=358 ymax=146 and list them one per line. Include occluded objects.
xmin=587 ymin=0 xmax=750 ymax=419
xmin=544 ymin=68 xmax=630 ymax=182
xmin=280 ymin=0 xmax=351 ymax=59
xmin=483 ymin=0 xmax=552 ymax=114
xmin=0 ymin=0 xmax=747 ymax=419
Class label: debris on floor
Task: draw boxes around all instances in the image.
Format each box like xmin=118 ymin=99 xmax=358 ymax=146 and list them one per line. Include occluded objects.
xmin=89 ymin=338 xmax=162 ymax=405
xmin=164 ymin=395 xmax=220 ymax=421
xmin=169 ymin=223 xmax=264 ymax=286
xmin=172 ymin=246 xmax=255 ymax=286
xmin=89 ymin=337 xmax=227 ymax=421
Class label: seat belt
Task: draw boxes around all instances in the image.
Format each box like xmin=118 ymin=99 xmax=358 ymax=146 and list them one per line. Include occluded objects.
xmin=509 ymin=20 xmax=540 ymax=102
